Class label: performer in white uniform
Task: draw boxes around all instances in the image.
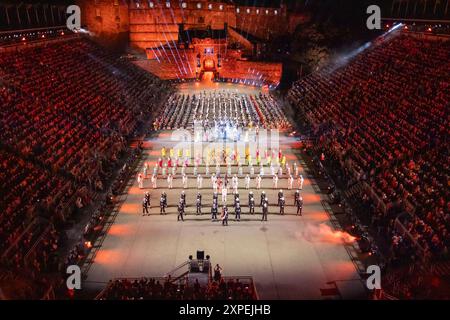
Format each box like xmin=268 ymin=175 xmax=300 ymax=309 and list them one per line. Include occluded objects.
xmin=167 ymin=174 xmax=173 ymax=189
xmin=232 ymin=175 xmax=238 ymax=194
xmin=212 ymin=174 xmax=218 ymax=193
xmin=256 ymin=175 xmax=262 ymax=190
xmin=278 ymin=166 xmax=283 ymax=177
xmin=288 ymin=174 xmax=294 ymax=190
xmin=245 ymin=174 xmax=251 ymax=189
xmin=182 ymin=173 xmax=188 ymax=189
xmin=143 ymin=163 xmax=148 ymax=178
xmin=222 ymin=186 xmax=228 ymax=203
xmin=151 ymin=174 xmax=157 ymax=189
xmin=197 ymin=174 xmax=203 ymax=189
xmin=137 ymin=173 xmax=144 ymax=189
xmin=286 ymin=163 xmax=291 ymax=177
xmin=298 ymin=174 xmax=304 ymax=190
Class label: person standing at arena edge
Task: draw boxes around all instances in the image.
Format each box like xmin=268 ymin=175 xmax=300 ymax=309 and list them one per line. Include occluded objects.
xmin=214 ymin=264 xmax=222 ymax=281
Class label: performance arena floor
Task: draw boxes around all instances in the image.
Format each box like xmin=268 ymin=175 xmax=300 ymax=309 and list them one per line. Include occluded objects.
xmin=83 ymin=83 xmax=366 ymax=299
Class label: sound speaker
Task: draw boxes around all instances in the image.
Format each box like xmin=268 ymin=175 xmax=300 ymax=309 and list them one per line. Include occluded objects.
xmin=197 ymin=250 xmax=205 ymax=260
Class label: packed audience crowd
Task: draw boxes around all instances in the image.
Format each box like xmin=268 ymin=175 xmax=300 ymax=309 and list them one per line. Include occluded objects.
xmin=98 ymin=277 xmax=257 ymax=300
xmin=288 ymin=34 xmax=450 ymax=261
xmin=0 ymin=38 xmax=170 ymax=292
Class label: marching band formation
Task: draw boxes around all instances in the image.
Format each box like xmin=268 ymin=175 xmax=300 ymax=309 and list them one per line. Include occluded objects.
xmin=153 ymin=91 xmax=292 ymax=131
xmin=144 ymin=88 xmax=301 ymax=224
xmin=138 ymin=146 xmax=305 ymax=224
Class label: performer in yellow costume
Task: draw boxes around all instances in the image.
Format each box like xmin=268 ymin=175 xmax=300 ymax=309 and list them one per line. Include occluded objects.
xmin=281 ymin=155 xmax=286 ymax=168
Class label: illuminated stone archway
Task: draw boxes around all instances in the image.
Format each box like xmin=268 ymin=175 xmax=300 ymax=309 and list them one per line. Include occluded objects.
xmin=203 ymin=58 xmax=216 ymax=71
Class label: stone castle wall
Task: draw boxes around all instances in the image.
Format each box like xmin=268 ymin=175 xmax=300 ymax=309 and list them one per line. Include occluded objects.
xmin=77 ymin=1 xmax=292 ymax=83
xmin=78 ymin=0 xmax=290 ymax=50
